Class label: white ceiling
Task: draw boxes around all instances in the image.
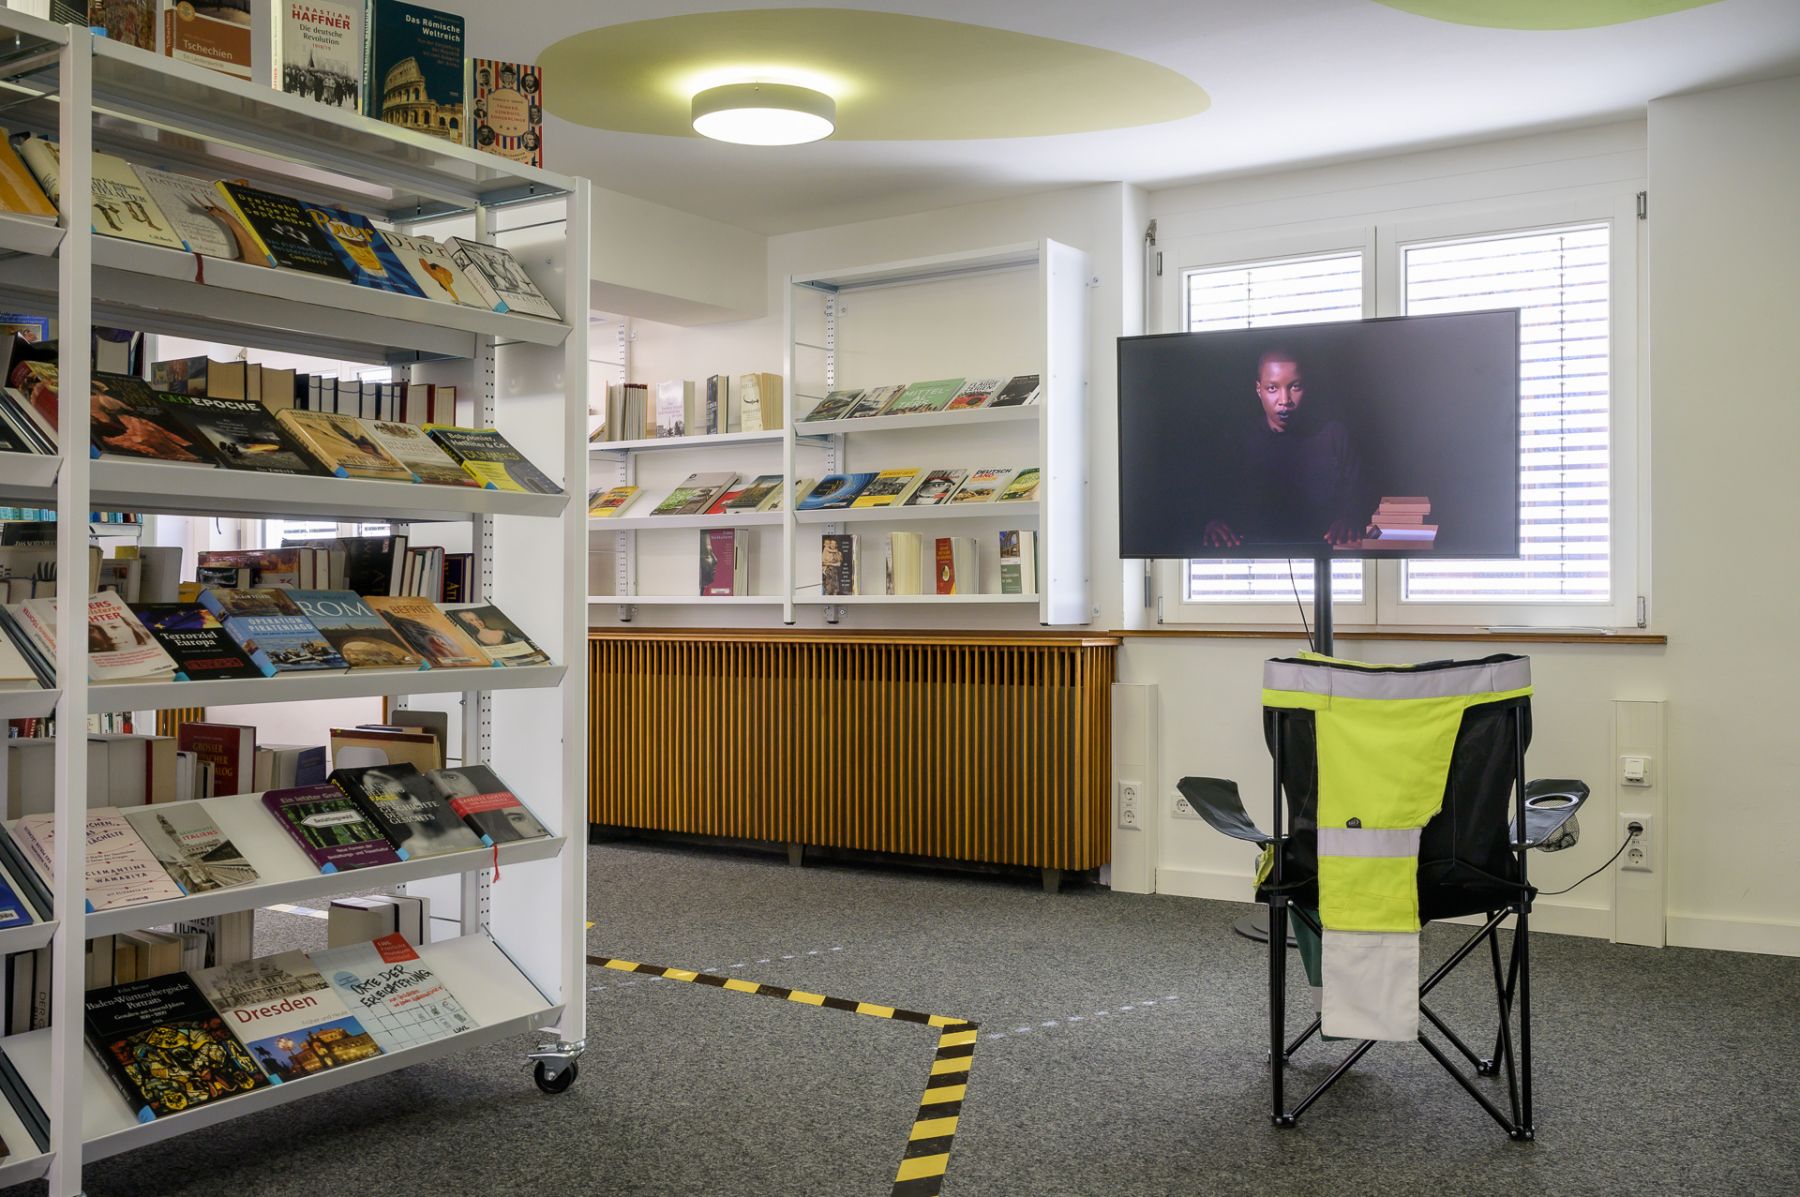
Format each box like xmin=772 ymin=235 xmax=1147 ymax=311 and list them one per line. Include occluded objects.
xmin=442 ymin=0 xmax=1800 ymax=234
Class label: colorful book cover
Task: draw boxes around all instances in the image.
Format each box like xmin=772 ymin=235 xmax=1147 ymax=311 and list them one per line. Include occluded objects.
xmin=0 ymin=863 xmax=34 ymax=928
xmin=724 ymin=474 xmax=784 ymax=511
xmin=443 ymin=237 xmax=561 ymax=319
xmin=276 ymin=0 xmax=363 ymax=110
xmin=175 ymin=720 xmax=255 ymax=796
xmin=275 ymin=410 xmax=414 ymax=481
xmin=987 ymin=374 xmax=1042 ymax=407
xmin=198 ymin=586 xmax=349 ymax=676
xmin=947 ymin=468 xmax=1012 ymax=504
xmin=11 ymin=808 xmax=187 ymax=912
xmin=821 ymin=533 xmax=858 ymax=596
xmin=698 ymin=528 xmax=740 ymax=597
xmin=195 ymin=950 xmax=383 ymax=1081
xmin=331 ymin=762 xmax=487 ymax=857
xmin=850 ymin=469 xmax=921 ymax=508
xmin=441 ymin=604 xmax=549 ymax=666
xmin=214 ymin=181 xmax=353 ymax=279
xmin=996 ymin=467 xmax=1041 ymax=502
xmin=903 ymin=469 xmax=968 ymax=506
xmin=311 ymin=933 xmax=476 ymax=1051
xmin=651 ymin=471 xmax=736 ymax=516
xmin=16 ymin=594 xmax=178 ymax=683
xmin=946 ymin=377 xmax=1004 ymax=411
xmin=361 ymin=419 xmax=473 ymax=486
xmin=287 ymin=589 xmax=423 ymax=671
xmin=801 ymin=389 xmax=861 ymax=422
xmin=797 ymin=473 xmax=877 ymax=511
xmin=468 ymin=58 xmax=543 ymax=167
xmin=85 ymin=974 xmax=267 ymax=1122
xmin=841 ymin=385 xmax=904 ymax=419
xmin=304 ymin=204 xmax=427 ymax=297
xmin=0 ymin=127 xmax=58 ymax=220
xmin=363 ymin=595 xmax=491 ymax=668
xmin=162 ymin=0 xmax=254 ymax=80
xmin=262 ymin=783 xmax=404 ymax=872
xmin=89 ymin=0 xmax=157 ymax=47
xmin=15 ymin=137 xmax=186 ymax=249
xmin=129 ymin=603 xmax=264 ymax=680
xmin=586 ymin=484 xmax=640 ymax=517
xmin=426 ymin=765 xmax=549 ymax=844
xmin=365 ymin=0 xmax=465 ymax=143
xmin=123 ymin=804 xmax=260 ymax=894
xmin=883 ymin=378 xmax=966 ymax=416
xmin=131 ymin=165 xmax=255 ymax=261
xmin=88 ymin=372 xmax=215 ymax=465
xmin=379 ymin=230 xmax=489 ymax=307
xmin=157 ymin=393 xmax=323 ymax=475
xmin=422 ymin=425 xmax=559 ymax=493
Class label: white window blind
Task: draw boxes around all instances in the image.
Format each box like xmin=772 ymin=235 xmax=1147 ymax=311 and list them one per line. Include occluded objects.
xmin=1183 ymin=252 xmax=1365 ymax=603
xmin=1401 ymin=224 xmax=1610 ymax=603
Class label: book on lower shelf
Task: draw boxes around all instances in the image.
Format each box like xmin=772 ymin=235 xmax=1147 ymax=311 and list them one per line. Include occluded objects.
xmin=11 ymin=807 xmax=187 ymax=912
xmin=934 ymin=536 xmax=979 ymax=595
xmin=199 ymin=588 xmax=350 ymax=677
xmin=122 ymin=802 xmax=261 ymax=895
xmin=262 ymin=783 xmax=404 ymax=872
xmin=194 ymin=950 xmax=383 ymax=1082
xmin=425 ymin=765 xmax=549 ymax=844
xmin=331 ymin=762 xmax=490 ymax=857
xmin=699 ymin=528 xmax=748 ymax=597
xmin=887 ymin=531 xmax=926 ymax=596
xmin=422 ymin=425 xmax=560 ymax=493
xmin=364 ymin=595 xmax=493 ymax=669
xmin=998 ymin=529 xmax=1038 ymax=596
xmin=441 ymin=603 xmax=551 ymax=666
xmin=736 ymin=372 xmax=783 ymax=432
xmin=311 ymin=932 xmax=478 ymax=1051
xmin=587 ymin=485 xmax=641 ymax=518
xmin=84 ymin=973 xmax=269 ymax=1124
xmin=652 ymin=472 xmax=737 ymax=516
xmin=821 ymin=533 xmax=859 ymax=596
xmin=288 ymin=590 xmax=425 ymax=672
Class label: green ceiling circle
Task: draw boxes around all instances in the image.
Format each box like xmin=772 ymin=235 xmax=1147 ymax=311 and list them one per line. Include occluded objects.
xmin=538 ymin=9 xmax=1209 ymax=141
xmin=1372 ymin=0 xmax=1722 ymax=29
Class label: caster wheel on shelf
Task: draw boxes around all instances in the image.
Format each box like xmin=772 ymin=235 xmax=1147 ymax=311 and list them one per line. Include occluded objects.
xmin=534 ymin=1060 xmax=578 ymax=1094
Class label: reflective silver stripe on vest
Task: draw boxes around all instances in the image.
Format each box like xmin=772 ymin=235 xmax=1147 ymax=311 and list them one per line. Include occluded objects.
xmin=1317 ymin=827 xmax=1421 ymax=857
xmin=1264 ymin=657 xmax=1530 ymax=700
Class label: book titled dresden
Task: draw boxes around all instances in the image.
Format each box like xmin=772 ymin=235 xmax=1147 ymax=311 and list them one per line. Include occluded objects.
xmin=85 ymin=974 xmax=268 ymax=1123
xmin=195 ymin=950 xmax=383 ymax=1083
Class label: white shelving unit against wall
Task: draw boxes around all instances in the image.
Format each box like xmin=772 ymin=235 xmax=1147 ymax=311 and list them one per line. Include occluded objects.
xmin=0 ymin=14 xmax=589 ymax=1195
xmin=587 ymin=239 xmax=1090 ymax=626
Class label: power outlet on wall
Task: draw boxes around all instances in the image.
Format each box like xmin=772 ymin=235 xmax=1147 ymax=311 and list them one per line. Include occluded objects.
xmin=1118 ymin=781 xmax=1141 ymax=830
xmin=1172 ymin=792 xmax=1201 ymax=820
xmin=1620 ymin=813 xmax=1654 ymax=873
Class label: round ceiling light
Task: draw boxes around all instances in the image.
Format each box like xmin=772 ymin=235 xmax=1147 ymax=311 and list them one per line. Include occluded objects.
xmin=691 ymin=82 xmax=835 ymax=145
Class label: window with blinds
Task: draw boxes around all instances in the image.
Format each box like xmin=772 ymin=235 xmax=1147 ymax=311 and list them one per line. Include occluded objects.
xmin=1182 ymin=251 xmax=1366 ymax=604
xmin=1401 ymin=224 xmax=1610 ymax=604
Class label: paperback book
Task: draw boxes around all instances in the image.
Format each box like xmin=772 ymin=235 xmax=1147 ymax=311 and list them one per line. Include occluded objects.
xmin=422 ymin=425 xmax=559 ymax=493
xmin=129 ymin=604 xmax=264 ymax=681
xmin=821 ymin=533 xmax=859 ymax=597
xmin=122 ymin=804 xmax=259 ymax=894
xmin=88 ymin=372 xmax=214 ymax=465
xmin=883 ymin=378 xmax=966 ymax=416
xmin=157 ymin=393 xmax=323 ymax=475
xmin=736 ymin=371 xmax=782 ymax=432
xmin=362 ymin=419 xmax=475 ymax=486
xmin=426 ymin=765 xmax=549 ymax=844
xmin=698 ymin=528 xmax=745 ymax=598
xmin=195 ymin=950 xmax=383 ymax=1082
xmin=311 ymin=932 xmax=476 ymax=1051
xmin=996 ymin=467 xmax=1041 ymax=502
xmin=586 ymin=485 xmax=641 ymax=517
xmin=842 ymin=385 xmax=903 ymax=419
xmin=365 ymin=0 xmax=465 ymax=143
xmin=275 ymin=410 xmax=414 ymax=481
xmin=850 ymin=469 xmax=920 ymax=508
xmin=468 ymin=58 xmax=543 ymax=167
xmin=287 ymin=589 xmax=423 ymax=672
xmin=998 ymin=529 xmax=1039 ymax=596
xmin=724 ymin=474 xmax=784 ymax=511
xmin=199 ymin=586 xmax=351 ymax=677
xmin=214 ymin=182 xmax=353 ymax=279
xmin=946 ymin=377 xmax=1003 ymax=410
xmin=947 ymin=468 xmax=1013 ymax=504
xmin=132 ymin=165 xmax=254 ymax=261
xmin=987 ymin=374 xmax=1042 ymax=407
xmin=15 ymin=138 xmax=186 ymax=250
xmin=11 ymin=808 xmax=187 ymax=912
xmin=162 ymin=0 xmax=254 ymax=80
xmin=16 ymin=594 xmax=178 ymax=683
xmin=802 ymin=389 xmax=862 ymax=422
xmin=275 ymin=0 xmax=363 ymax=110
xmin=380 ymin=230 xmax=489 ymax=307
xmin=651 ymin=472 xmax=736 ymax=516
xmin=85 ymin=974 xmax=267 ymax=1122
xmin=443 ymin=237 xmax=561 ymax=319
xmin=331 ymin=762 xmax=487 ymax=857
xmin=364 ymin=595 xmax=492 ymax=668
xmin=0 ymin=865 xmax=32 ymax=929
xmin=262 ymin=783 xmax=404 ymax=872
xmin=0 ymin=130 xmax=56 ymax=222
xmin=441 ymin=604 xmax=549 ymax=666
xmin=797 ymin=473 xmax=876 ymax=511
xmin=305 ymin=204 xmax=427 ymax=297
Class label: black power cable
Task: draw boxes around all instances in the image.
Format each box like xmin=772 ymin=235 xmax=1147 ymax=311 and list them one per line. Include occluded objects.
xmin=1536 ymin=826 xmax=1641 ymax=896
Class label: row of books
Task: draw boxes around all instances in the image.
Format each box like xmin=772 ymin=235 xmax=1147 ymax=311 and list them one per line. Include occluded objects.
xmin=0 ymin=588 xmax=548 ymax=689
xmin=801 ymin=374 xmax=1041 ymax=422
xmin=0 ymin=130 xmax=561 ymax=319
xmin=77 ymin=1 xmax=546 ymax=168
xmin=593 ymin=374 xmax=785 ymax=442
xmin=151 ymin=355 xmax=458 ymax=429
xmin=2 ymin=365 xmax=558 ymax=493
xmin=588 ymin=466 xmax=1042 ymax=521
xmin=201 ymin=540 xmax=468 ymax=603
xmin=821 ymin=530 xmax=1039 ymax=597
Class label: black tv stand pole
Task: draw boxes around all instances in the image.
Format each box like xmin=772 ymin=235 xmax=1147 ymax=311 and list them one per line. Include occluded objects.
xmin=1232 ymin=555 xmax=1332 ymax=945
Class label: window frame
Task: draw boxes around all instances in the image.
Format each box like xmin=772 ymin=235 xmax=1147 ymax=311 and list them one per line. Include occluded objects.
xmin=1152 ymin=187 xmax=1646 ymax=632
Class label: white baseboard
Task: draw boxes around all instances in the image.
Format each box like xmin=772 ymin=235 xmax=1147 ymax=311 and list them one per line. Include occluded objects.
xmin=1668 ymin=914 xmax=1800 ymax=958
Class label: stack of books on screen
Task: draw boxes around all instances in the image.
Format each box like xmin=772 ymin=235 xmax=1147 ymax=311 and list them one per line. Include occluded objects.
xmin=799 ymin=374 xmax=1040 ymax=422
xmin=828 ymin=529 xmax=1039 ymax=598
xmin=150 ymin=356 xmax=458 ymax=428
xmin=796 ymin=466 xmax=1040 ymax=510
xmin=3 ymin=124 xmax=563 ymax=320
xmin=1354 ymin=496 xmax=1438 ymax=551
xmin=591 ymin=372 xmax=784 ymax=441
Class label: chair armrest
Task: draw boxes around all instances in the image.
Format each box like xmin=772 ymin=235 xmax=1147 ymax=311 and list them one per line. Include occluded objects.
xmin=1518 ymin=778 xmax=1591 ymax=848
xmin=1176 ymin=776 xmax=1272 ymax=845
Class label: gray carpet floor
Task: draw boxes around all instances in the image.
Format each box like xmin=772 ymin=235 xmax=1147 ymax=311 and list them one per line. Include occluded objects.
xmin=43 ymin=839 xmax=1800 ymax=1197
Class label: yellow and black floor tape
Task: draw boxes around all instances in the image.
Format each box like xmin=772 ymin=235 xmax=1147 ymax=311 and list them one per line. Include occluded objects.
xmin=587 ymin=955 xmax=978 ymax=1197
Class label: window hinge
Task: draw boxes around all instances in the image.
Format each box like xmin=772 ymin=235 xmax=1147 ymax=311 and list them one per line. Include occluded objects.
xmin=1155 ymin=594 xmax=1165 ymax=624
xmin=1142 ymin=564 xmax=1153 ymax=610
xmin=1154 ymin=251 xmax=1163 ymax=277
xmin=1636 ymin=595 xmax=1648 ymax=628
xmin=1637 ymin=191 xmax=1647 ymax=221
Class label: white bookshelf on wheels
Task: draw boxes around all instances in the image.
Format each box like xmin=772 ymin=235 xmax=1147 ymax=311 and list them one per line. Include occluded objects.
xmin=0 ymin=13 xmax=589 ymax=1196
xmin=589 ymin=239 xmax=1090 ymax=625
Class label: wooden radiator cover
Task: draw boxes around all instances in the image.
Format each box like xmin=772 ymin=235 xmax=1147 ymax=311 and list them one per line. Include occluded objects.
xmin=588 ymin=630 xmax=1118 ymax=872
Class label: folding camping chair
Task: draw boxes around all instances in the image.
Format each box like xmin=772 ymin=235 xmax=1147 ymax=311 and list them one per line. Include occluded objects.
xmin=1180 ymin=653 xmax=1588 ymax=1139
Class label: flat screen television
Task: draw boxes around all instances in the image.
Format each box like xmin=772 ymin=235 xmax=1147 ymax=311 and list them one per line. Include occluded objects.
xmin=1117 ymin=310 xmax=1521 ymax=560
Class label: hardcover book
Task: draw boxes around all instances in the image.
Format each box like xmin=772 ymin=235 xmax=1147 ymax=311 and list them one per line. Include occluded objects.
xmin=262 ymin=783 xmax=404 ymax=872
xmin=123 ymin=804 xmax=260 ymax=894
xmin=698 ymin=529 xmax=742 ymax=598
xmin=735 ymin=371 xmax=782 ymax=432
xmin=947 ymin=468 xmax=1013 ymax=504
xmin=363 ymin=595 xmax=492 ymax=668
xmin=287 ymin=589 xmax=423 ymax=671
xmin=15 ymin=138 xmax=186 ymax=250
xmin=198 ymin=586 xmax=350 ymax=677
xmin=275 ymin=410 xmax=415 ymax=481
xmin=311 ymin=932 xmax=476 ymax=1051
xmin=88 ymin=372 xmax=215 ymax=465
xmin=821 ymin=533 xmax=859 ymax=596
xmin=305 ymin=205 xmax=427 ymax=297
xmin=214 ymin=181 xmax=353 ymax=279
xmin=441 ymin=604 xmax=549 ymax=667
xmin=987 ymin=374 xmax=1042 ymax=407
xmin=175 ymin=720 xmax=256 ymax=797
xmin=443 ymin=237 xmax=561 ymax=319
xmin=365 ymin=0 xmax=466 ymax=143
xmin=379 ymin=230 xmax=489 ymax=307
xmin=132 ymin=166 xmax=255 ymax=261
xmin=0 ymin=128 xmax=58 ymax=221
xmin=362 ymin=419 xmax=474 ymax=486
xmin=996 ymin=467 xmax=1041 ymax=502
xmin=884 ymin=378 xmax=966 ymax=416
xmin=586 ymin=484 xmax=640 ymax=517
xmin=130 ymin=604 xmax=264 ymax=681
xmin=162 ymin=0 xmax=254 ymax=80
xmin=842 ymin=385 xmax=903 ymax=419
xmin=195 ymin=950 xmax=382 ymax=1082
xmin=724 ymin=474 xmax=784 ymax=511
xmin=11 ymin=808 xmax=187 ymax=912
xmin=157 ymin=393 xmax=323 ymax=475
xmin=16 ymin=594 xmax=178 ymax=683
xmin=425 ymin=765 xmax=549 ymax=844
xmin=276 ymin=0 xmax=363 ymax=110
xmin=797 ymin=473 xmax=876 ymax=511
xmin=947 ymin=377 xmax=1004 ymax=411
xmin=89 ymin=0 xmax=157 ymax=48
xmin=421 ymin=425 xmax=559 ymax=493
xmin=85 ymin=974 xmax=267 ymax=1123
xmin=0 ymin=865 xmax=32 ymax=929
xmin=903 ymin=469 xmax=968 ymax=506
xmin=802 ymin=389 xmax=861 ymax=422
xmin=998 ymin=529 xmax=1039 ymax=596
xmin=850 ymin=468 xmax=920 ymax=508
xmin=651 ymin=471 xmax=736 ymax=516
xmin=468 ymin=58 xmax=543 ymax=167
xmin=330 ymin=762 xmax=487 ymax=857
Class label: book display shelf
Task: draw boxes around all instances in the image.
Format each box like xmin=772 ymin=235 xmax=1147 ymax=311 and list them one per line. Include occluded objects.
xmin=0 ymin=14 xmax=589 ymax=1195
xmin=588 ymin=239 xmax=1090 ymax=625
